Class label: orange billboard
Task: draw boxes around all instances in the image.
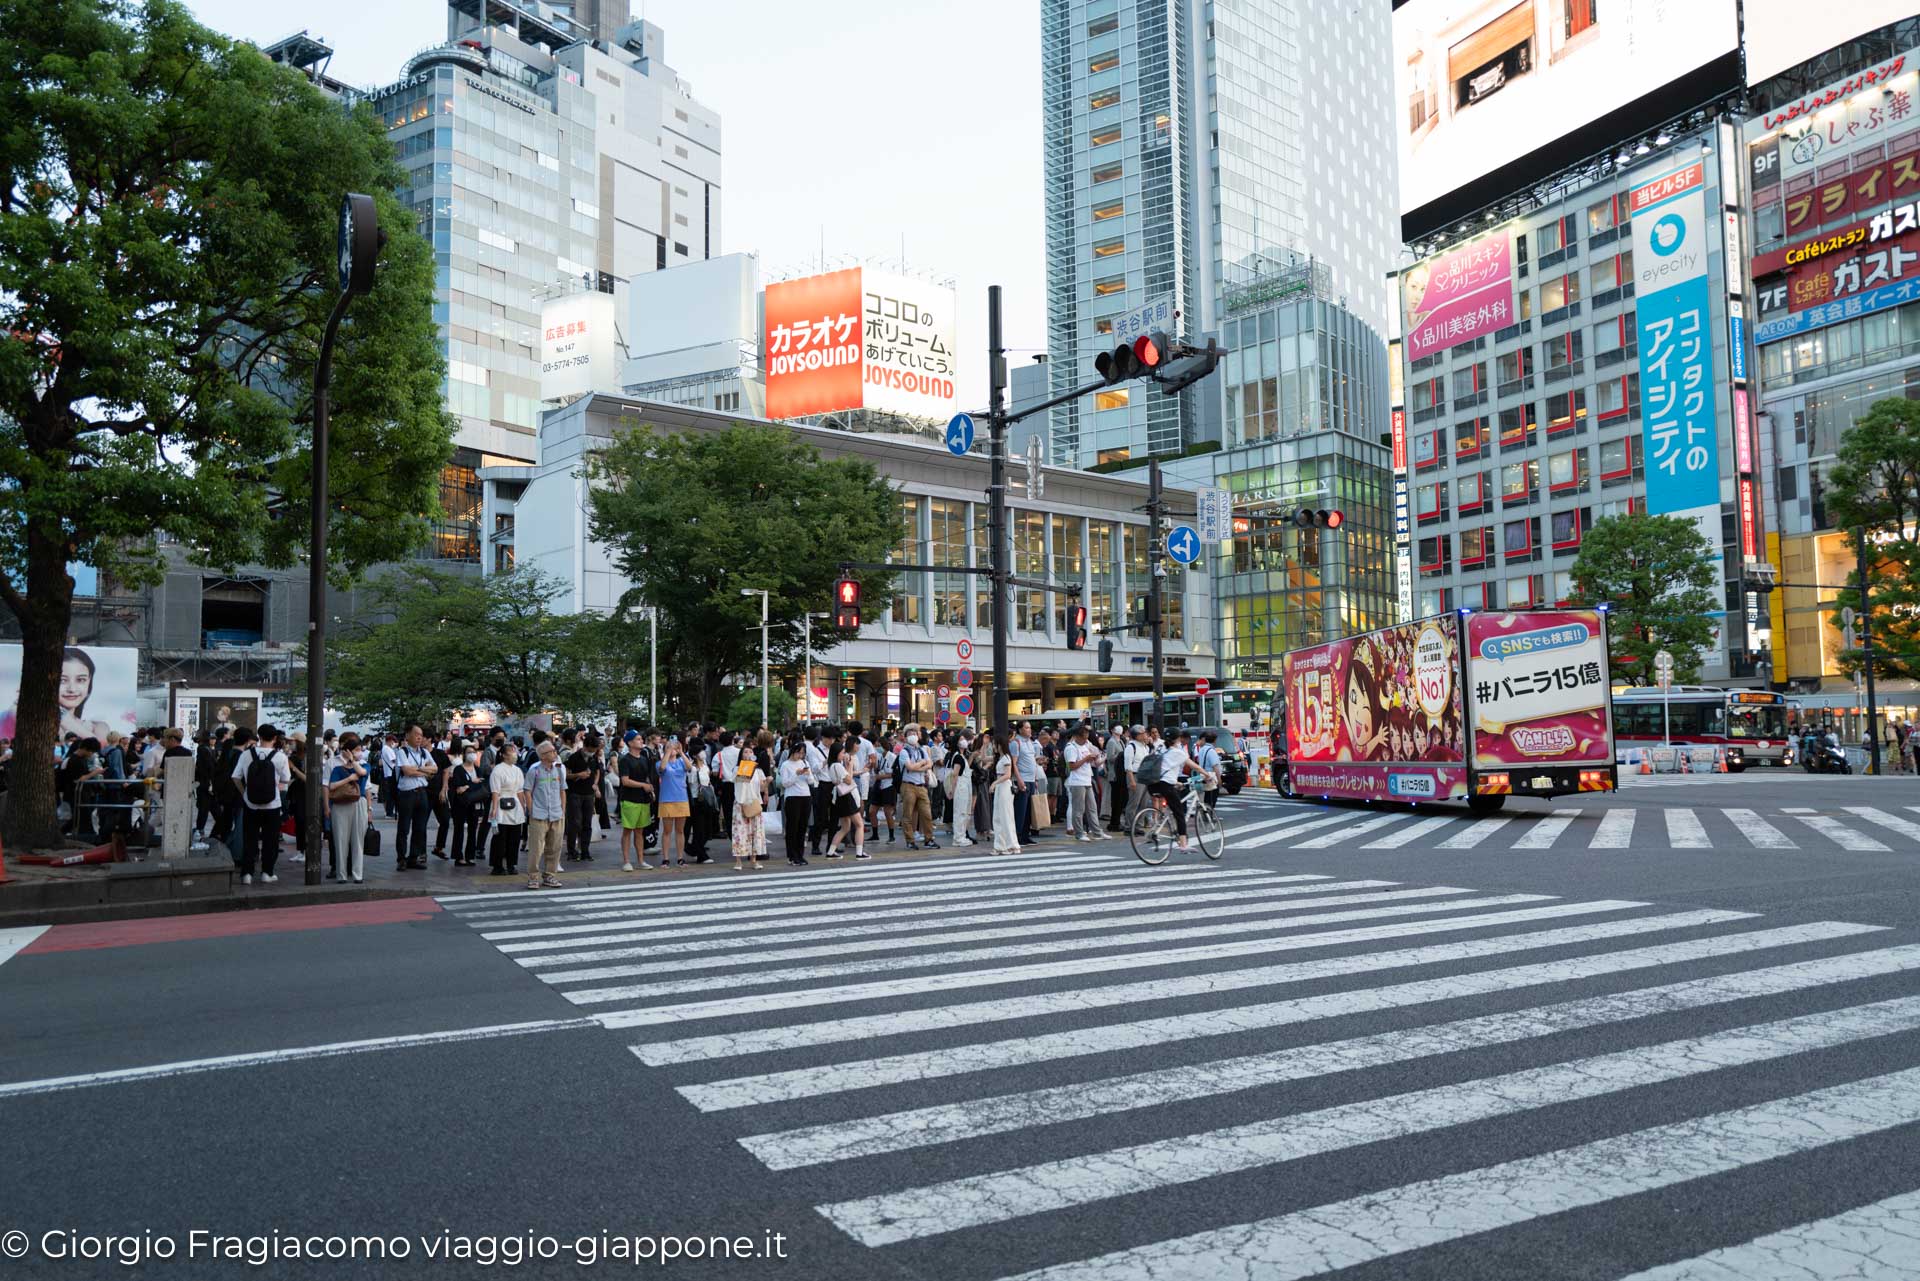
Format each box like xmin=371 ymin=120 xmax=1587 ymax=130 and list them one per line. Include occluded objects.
xmin=764 ymin=268 xmax=864 ymax=418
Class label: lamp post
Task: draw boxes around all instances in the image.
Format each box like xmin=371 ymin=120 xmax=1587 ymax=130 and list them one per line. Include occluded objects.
xmin=305 ymin=193 xmax=380 ymax=886
xmin=740 ymin=588 xmax=769 ymax=728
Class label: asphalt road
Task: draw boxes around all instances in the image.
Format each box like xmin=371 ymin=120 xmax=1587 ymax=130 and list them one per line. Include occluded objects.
xmin=4 ymin=770 xmax=1920 ymax=1280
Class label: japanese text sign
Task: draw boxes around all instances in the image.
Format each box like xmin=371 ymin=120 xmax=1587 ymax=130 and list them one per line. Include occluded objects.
xmin=1631 ymin=163 xmax=1721 ymax=516
xmin=1403 ymin=233 xmax=1514 ymax=361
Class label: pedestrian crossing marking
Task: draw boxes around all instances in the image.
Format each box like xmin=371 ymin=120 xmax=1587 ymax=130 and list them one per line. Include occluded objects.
xmin=1721 ymin=808 xmax=1796 ymax=849
xmin=1614 ymin=1187 xmax=1920 ymax=1280
xmin=1511 ymin=808 xmax=1582 ymax=849
xmin=1591 ymin=808 xmax=1636 ymax=849
xmin=1665 ymin=807 xmax=1711 ymax=848
xmin=1785 ymin=812 xmax=1891 ymax=852
xmin=1293 ymin=812 xmax=1408 ymax=848
xmin=1849 ymin=806 xmax=1920 ymax=843
xmin=1437 ymin=816 xmax=1509 ymax=849
xmin=433 ymin=845 xmax=1920 ymax=1279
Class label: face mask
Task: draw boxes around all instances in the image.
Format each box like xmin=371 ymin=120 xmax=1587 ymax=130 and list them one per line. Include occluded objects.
xmin=906 ymin=734 xmax=919 ymax=745
xmin=465 ymin=753 xmax=478 ymax=766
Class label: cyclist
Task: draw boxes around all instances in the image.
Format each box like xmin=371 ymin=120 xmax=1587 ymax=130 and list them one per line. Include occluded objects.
xmin=1145 ymin=727 xmax=1216 ymax=852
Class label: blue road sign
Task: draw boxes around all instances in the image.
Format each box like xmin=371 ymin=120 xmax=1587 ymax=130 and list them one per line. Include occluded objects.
xmin=1166 ymin=525 xmax=1201 ymax=565
xmin=945 ymin=412 xmax=975 ymax=457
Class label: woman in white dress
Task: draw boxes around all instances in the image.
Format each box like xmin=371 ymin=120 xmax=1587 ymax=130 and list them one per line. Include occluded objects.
xmin=990 ymin=729 xmax=1020 ymax=856
xmin=947 ymin=732 xmax=975 ymax=847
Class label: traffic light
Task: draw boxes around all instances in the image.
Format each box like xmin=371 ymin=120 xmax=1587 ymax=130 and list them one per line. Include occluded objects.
xmin=833 ymin=576 xmax=861 ymax=629
xmin=1097 ymin=637 xmax=1114 ymax=673
xmin=1066 ymin=603 xmax=1088 ymax=651
xmin=1151 ymin=336 xmax=1221 ymax=395
xmin=1094 ymin=332 xmax=1170 ymax=384
xmin=1292 ymin=508 xmax=1345 ymax=529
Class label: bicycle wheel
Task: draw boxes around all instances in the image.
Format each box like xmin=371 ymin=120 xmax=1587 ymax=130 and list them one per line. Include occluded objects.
xmin=1194 ymin=807 xmax=1224 ymax=860
xmin=1131 ymin=807 xmax=1171 ymax=866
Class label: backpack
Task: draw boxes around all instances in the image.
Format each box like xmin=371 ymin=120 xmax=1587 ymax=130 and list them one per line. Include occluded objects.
xmin=891 ymin=751 xmax=906 ymax=787
xmin=1135 ymin=748 xmax=1166 ymax=785
xmin=245 ymin=747 xmax=279 ymax=806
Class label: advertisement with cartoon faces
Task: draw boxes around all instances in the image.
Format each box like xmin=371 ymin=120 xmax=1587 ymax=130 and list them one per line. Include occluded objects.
xmin=1283 ymin=616 xmax=1468 ymax=802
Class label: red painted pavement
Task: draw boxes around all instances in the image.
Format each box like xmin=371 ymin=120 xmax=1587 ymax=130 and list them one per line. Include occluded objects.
xmin=23 ymin=898 xmax=444 ymax=954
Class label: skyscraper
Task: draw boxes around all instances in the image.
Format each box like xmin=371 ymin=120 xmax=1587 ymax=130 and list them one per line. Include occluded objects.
xmin=1040 ymin=0 xmax=1399 ymax=470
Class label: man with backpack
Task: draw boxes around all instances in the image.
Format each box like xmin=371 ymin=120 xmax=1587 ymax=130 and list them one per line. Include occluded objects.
xmin=1123 ymin=726 xmax=1154 ymax=828
xmin=230 ymin=724 xmax=290 ymax=885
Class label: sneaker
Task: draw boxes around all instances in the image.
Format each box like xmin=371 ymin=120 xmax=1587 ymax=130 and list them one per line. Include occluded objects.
xmin=541 ymin=875 xmax=562 ymax=888
xmin=622 ymin=861 xmax=634 ymax=872
xmin=240 ymin=873 xmax=252 ymax=885
xmin=954 ymin=837 xmax=974 ymax=847
xmin=352 ymin=876 xmax=364 ymax=884
xmin=289 ymin=853 xmax=305 ymax=863
xmin=262 ymin=874 xmax=278 ymax=883
xmin=854 ymin=848 xmax=870 ymax=860
xmin=639 ymin=861 xmax=655 ymax=870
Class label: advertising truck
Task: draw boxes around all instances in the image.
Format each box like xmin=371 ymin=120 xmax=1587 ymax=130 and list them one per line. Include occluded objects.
xmin=1269 ymin=609 xmax=1617 ymax=813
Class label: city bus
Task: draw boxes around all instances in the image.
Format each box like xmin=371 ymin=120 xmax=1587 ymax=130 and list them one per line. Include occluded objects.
xmin=1609 ymin=686 xmax=1795 ymax=769
xmin=1090 ymin=687 xmax=1272 ymax=736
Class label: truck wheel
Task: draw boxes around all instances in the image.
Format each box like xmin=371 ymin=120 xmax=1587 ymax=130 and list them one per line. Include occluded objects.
xmin=1467 ymin=795 xmax=1507 ymax=816
xmin=1224 ymin=780 xmax=1243 ymax=796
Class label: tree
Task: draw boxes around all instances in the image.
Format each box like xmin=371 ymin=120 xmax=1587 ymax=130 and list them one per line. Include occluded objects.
xmin=587 ymin=421 xmax=902 ymax=718
xmin=1570 ymin=511 xmax=1720 ymax=683
xmin=725 ymin=685 xmax=796 ymax=734
xmin=0 ymin=0 xmax=453 ymax=844
xmin=553 ymin=612 xmax=653 ymax=728
xmin=326 ymin=568 xmax=584 ymax=728
xmin=1823 ymin=396 xmax=1920 ymax=682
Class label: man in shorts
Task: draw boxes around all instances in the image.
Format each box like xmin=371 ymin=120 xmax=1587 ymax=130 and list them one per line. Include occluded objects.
xmin=616 ymin=730 xmax=656 ymax=870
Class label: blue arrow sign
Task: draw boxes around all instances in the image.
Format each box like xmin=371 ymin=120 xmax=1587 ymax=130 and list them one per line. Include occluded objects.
xmin=945 ymin=412 xmax=975 ymax=457
xmin=1166 ymin=524 xmax=1200 ymax=565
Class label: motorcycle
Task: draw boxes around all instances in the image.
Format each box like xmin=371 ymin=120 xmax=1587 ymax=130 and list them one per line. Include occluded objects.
xmin=1801 ymin=738 xmax=1852 ymax=774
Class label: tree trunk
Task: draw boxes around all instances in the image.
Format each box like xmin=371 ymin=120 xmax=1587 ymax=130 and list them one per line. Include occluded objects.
xmin=3 ymin=526 xmax=76 ymax=850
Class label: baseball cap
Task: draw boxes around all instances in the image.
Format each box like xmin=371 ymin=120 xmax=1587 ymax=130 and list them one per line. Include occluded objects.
xmin=623 ymin=729 xmax=640 ymax=742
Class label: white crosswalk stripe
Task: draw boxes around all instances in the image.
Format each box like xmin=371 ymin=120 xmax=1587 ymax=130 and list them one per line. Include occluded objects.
xmin=1590 ymin=807 xmax=1636 ymax=849
xmin=1511 ymin=808 xmax=1581 ymax=849
xmin=1361 ymin=814 xmax=1456 ymax=849
xmin=1783 ymin=808 xmax=1891 ymax=852
xmin=1721 ymin=808 xmax=1797 ymax=849
xmin=1849 ymin=806 xmax=1920 ymax=844
xmin=1665 ymin=807 xmax=1711 ymax=848
xmin=1437 ymin=815 xmax=1510 ymax=849
xmin=438 ymin=850 xmax=1920 ymax=1280
xmin=1290 ymin=812 xmax=1408 ymax=848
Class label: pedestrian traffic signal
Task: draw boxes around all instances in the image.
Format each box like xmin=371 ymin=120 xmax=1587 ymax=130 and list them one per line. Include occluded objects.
xmin=1067 ymin=603 xmax=1088 ymax=651
xmin=1094 ymin=332 xmax=1170 ymax=384
xmin=833 ymin=577 xmax=861 ymax=629
xmin=1292 ymin=508 xmax=1344 ymax=529
xmin=1098 ymin=637 xmax=1114 ymax=673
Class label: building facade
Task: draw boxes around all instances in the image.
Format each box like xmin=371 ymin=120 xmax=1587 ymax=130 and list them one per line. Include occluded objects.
xmin=499 ymin=396 xmax=1218 ymax=723
xmin=1745 ymin=17 xmax=1920 ymax=724
xmin=363 ymin=0 xmax=720 ymax=564
xmin=1040 ymin=0 xmax=1398 ymax=470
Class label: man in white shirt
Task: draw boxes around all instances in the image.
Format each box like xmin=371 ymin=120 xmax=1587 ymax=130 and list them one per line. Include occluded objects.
xmin=1146 ymin=728 xmax=1213 ymax=851
xmin=805 ymin=726 xmax=835 ymax=858
xmin=1121 ymin=726 xmax=1150 ymax=827
xmin=1011 ymin=722 xmax=1043 ymax=844
xmin=392 ymin=723 xmax=436 ymax=870
xmin=1063 ymin=724 xmax=1100 ymax=842
xmin=229 ymin=723 xmax=291 ymax=885
xmin=897 ymin=724 xmax=938 ymax=850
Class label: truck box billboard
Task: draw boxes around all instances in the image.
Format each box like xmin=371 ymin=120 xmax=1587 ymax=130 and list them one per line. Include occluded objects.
xmin=1277 ymin=609 xmax=1615 ymax=809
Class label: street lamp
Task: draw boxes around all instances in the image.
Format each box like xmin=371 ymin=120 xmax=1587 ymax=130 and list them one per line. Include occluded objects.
xmin=740 ymin=588 xmax=769 ymax=728
xmin=305 ymin=193 xmax=380 ymax=887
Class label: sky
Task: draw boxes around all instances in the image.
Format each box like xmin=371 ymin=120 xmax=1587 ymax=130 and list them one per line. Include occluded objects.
xmin=184 ymin=0 xmax=1049 ymax=405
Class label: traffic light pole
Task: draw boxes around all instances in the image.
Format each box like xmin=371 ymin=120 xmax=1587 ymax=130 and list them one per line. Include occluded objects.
xmin=1858 ymin=527 xmax=1882 ymax=775
xmin=1148 ymin=459 xmax=1166 ymax=734
xmin=988 ymin=286 xmax=1011 ymax=734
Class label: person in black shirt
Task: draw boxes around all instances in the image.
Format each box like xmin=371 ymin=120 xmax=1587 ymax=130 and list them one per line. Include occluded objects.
xmin=562 ymin=728 xmax=597 ymax=861
xmin=430 ymin=736 xmax=455 ymax=859
xmin=446 ymin=743 xmax=489 ymax=867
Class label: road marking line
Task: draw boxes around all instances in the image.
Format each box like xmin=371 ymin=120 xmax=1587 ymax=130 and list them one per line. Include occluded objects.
xmin=1787 ymin=813 xmax=1891 ymax=852
xmin=1237 ymin=812 xmax=1363 ymax=848
xmin=1222 ymin=814 xmax=1322 ymax=841
xmin=599 ymin=900 xmax=1645 ymax=1029
xmin=479 ymin=863 xmax=1154 ymax=941
xmin=1614 ymin=1187 xmax=1920 ymax=1280
xmin=1511 ymin=809 xmax=1582 ymax=850
xmin=534 ymin=885 xmax=1455 ymax=982
xmin=735 ymin=926 xmax=1901 ymax=1149
xmin=1589 ymin=809 xmax=1636 ymax=849
xmin=1722 ymin=809 xmax=1796 ymax=850
xmin=0 ymin=1018 xmax=599 ymax=1099
xmin=1665 ymin=808 xmax=1711 ymax=848
xmin=560 ymin=893 xmax=1549 ymax=1004
xmin=818 ymin=994 xmax=1920 ymax=1245
xmin=1361 ymin=816 xmax=1456 ymax=850
xmin=992 ymin=1063 xmax=1920 ymax=1281
xmin=637 ymin=908 xmax=1742 ymax=1065
xmin=464 ymin=857 xmax=1123 ymax=929
xmin=1847 ymin=807 xmax=1920 ymax=844
xmin=438 ymin=847 xmax=1109 ymax=909
xmin=1436 ymin=817 xmax=1509 ymax=849
xmin=1292 ymin=813 xmax=1409 ymax=849
xmin=519 ymin=879 xmax=1401 ymax=969
xmin=0 ymin=926 xmax=49 ymax=968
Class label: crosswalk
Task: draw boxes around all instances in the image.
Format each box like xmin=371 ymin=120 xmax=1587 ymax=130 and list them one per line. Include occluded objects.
xmin=440 ymin=849 xmax=1920 ymax=1280
xmin=1209 ymin=794 xmax=1920 ymax=855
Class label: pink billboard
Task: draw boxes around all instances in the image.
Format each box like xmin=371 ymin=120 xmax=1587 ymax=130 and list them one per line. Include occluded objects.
xmin=1403 ymin=233 xmax=1515 ymax=361
xmin=1465 ymin=610 xmax=1613 ymax=769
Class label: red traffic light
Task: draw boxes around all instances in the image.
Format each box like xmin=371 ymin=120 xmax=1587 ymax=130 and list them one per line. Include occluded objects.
xmin=1066 ymin=603 xmax=1089 ymax=651
xmin=1324 ymin=509 xmax=1344 ymax=529
xmin=1293 ymin=508 xmax=1346 ymax=530
xmin=1132 ymin=334 xmax=1163 ymax=369
xmin=836 ymin=578 xmax=859 ymax=605
xmin=833 ymin=576 xmax=861 ymax=629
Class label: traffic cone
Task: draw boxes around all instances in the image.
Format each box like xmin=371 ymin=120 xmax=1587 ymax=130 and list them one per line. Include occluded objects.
xmin=1638 ymin=753 xmax=1653 ymax=776
xmin=1716 ymin=748 xmax=1730 ymax=774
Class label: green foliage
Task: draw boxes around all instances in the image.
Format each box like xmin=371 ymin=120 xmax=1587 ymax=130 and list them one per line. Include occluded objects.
xmin=0 ymin=0 xmax=452 ymax=842
xmin=1570 ymin=511 xmax=1720 ymax=684
xmin=725 ymin=685 xmax=796 ymax=734
xmin=554 ymin=612 xmax=655 ymax=726
xmin=586 ymin=420 xmax=903 ymax=719
xmin=327 ymin=567 xmax=584 ymax=727
xmin=1823 ymin=397 xmax=1920 ymax=682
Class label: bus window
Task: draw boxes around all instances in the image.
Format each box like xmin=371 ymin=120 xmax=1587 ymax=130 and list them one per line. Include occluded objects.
xmin=1729 ymin=702 xmax=1787 ymax=739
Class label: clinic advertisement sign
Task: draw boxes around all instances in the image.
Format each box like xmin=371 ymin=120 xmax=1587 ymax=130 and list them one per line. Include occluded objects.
xmin=1630 ymin=163 xmax=1720 ymax=516
xmin=1402 ymin=233 xmax=1514 ymax=361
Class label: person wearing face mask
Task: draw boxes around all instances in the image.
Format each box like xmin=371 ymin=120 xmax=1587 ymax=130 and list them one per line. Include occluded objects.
xmin=897 ymin=724 xmax=938 ymax=851
xmin=447 ymin=743 xmax=490 ymax=867
xmin=326 ymin=732 xmax=371 ymax=883
xmin=946 ymin=730 xmax=976 ymax=847
xmin=487 ymin=741 xmax=527 ymax=877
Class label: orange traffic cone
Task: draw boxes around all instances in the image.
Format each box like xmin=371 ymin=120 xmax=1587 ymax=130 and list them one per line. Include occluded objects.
xmin=1638 ymin=753 xmax=1653 ymax=775
xmin=1716 ymin=748 xmax=1730 ymax=774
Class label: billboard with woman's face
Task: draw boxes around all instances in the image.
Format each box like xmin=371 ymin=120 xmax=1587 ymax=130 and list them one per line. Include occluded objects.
xmin=0 ymin=644 xmax=139 ymax=742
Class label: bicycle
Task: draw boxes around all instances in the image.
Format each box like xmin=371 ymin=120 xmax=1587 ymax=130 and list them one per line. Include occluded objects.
xmin=1130 ymin=773 xmax=1223 ymax=866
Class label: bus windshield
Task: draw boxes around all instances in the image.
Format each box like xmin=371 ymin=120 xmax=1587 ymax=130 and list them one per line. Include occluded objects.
xmin=1729 ymin=702 xmax=1789 ymax=739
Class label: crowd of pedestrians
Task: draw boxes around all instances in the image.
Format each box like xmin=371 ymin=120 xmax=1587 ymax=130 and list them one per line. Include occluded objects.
xmin=13 ymin=713 xmax=1242 ymax=886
